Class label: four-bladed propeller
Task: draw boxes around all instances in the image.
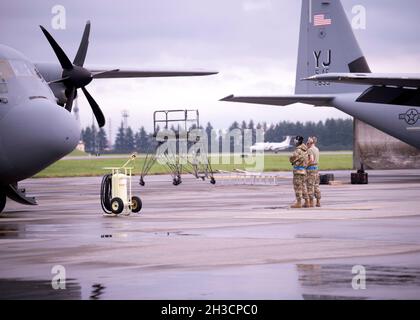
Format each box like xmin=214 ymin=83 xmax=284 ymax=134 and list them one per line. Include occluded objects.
xmin=40 ymin=21 xmax=105 ymax=127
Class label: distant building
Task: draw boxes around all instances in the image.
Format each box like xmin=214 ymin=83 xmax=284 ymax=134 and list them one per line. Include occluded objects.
xmin=76 ymin=140 xmax=85 ymax=152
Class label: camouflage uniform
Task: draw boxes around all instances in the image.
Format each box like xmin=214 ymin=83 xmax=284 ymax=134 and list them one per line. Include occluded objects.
xmin=306 ymin=145 xmax=321 ymax=201
xmin=289 ymin=144 xmax=308 ymax=202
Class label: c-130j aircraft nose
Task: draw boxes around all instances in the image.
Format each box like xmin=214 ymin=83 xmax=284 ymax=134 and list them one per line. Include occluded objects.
xmin=0 ymin=99 xmax=80 ymax=184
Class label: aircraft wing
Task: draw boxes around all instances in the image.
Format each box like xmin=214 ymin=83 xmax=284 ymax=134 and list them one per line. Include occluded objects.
xmin=35 ymin=63 xmax=217 ymax=82
xmin=220 ymin=94 xmax=334 ymax=107
xmin=304 ymin=73 xmax=420 ymax=88
xmin=89 ymin=68 xmax=218 ymax=79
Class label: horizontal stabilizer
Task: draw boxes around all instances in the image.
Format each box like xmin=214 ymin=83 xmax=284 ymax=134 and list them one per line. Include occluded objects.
xmin=89 ymin=69 xmax=218 ymax=79
xmin=304 ymin=73 xmax=420 ymax=88
xmin=220 ymin=94 xmax=334 ymax=107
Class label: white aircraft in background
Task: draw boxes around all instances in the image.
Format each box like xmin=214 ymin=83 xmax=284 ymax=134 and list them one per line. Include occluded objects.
xmin=250 ymin=136 xmax=293 ymax=153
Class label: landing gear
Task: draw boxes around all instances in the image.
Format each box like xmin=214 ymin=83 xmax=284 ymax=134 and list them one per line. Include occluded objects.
xmin=0 ymin=191 xmax=6 ymax=214
xmin=0 ymin=184 xmax=37 ymax=214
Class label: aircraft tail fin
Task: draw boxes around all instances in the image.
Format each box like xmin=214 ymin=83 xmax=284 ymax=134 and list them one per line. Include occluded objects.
xmin=295 ymin=0 xmax=371 ymax=95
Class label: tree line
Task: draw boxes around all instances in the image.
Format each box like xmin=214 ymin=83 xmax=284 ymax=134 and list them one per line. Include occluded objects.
xmin=80 ymin=118 xmax=353 ymax=154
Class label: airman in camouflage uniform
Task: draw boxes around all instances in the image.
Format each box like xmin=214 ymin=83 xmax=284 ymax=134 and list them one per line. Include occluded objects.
xmin=289 ymin=136 xmax=309 ymax=209
xmin=306 ymin=136 xmax=321 ymax=207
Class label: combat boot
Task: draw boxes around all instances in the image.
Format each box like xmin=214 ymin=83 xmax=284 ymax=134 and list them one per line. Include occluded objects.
xmin=303 ymin=199 xmax=310 ymax=208
xmin=316 ymin=199 xmax=321 ymax=207
xmin=291 ymin=200 xmax=302 ymax=209
xmin=309 ymin=199 xmax=315 ymax=207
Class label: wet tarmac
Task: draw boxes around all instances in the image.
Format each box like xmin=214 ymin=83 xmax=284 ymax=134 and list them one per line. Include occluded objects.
xmin=1 ymin=170 xmax=420 ymax=299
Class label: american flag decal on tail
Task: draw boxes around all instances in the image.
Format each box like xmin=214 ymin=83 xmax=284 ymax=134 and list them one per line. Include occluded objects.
xmin=314 ymin=14 xmax=332 ymax=26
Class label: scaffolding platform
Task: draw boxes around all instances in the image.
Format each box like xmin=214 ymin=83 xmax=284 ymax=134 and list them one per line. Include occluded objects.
xmin=139 ymin=109 xmax=215 ymax=186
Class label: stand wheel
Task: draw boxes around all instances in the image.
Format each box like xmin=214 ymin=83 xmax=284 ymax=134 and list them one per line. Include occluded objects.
xmin=173 ymin=178 xmax=181 ymax=186
xmin=110 ymin=197 xmax=124 ymax=214
xmin=210 ymin=177 xmax=216 ymax=185
xmin=320 ymin=174 xmax=334 ymax=185
xmin=130 ymin=196 xmax=142 ymax=213
xmin=139 ymin=178 xmax=145 ymax=186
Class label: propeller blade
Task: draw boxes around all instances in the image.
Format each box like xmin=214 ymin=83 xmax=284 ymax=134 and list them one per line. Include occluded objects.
xmin=65 ymin=87 xmax=76 ymax=112
xmin=81 ymin=87 xmax=105 ymax=127
xmin=73 ymin=21 xmax=91 ymax=67
xmin=92 ymin=69 xmax=120 ymax=78
xmin=39 ymin=26 xmax=73 ymax=70
xmin=48 ymin=76 xmax=70 ymax=85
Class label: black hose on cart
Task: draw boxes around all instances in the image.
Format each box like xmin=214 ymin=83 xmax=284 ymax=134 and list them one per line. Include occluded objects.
xmin=100 ymin=174 xmax=113 ymax=214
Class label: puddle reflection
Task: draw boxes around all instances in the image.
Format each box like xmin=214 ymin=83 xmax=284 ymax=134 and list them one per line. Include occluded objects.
xmin=297 ymin=264 xmax=420 ymax=299
xmin=0 ymin=224 xmax=25 ymax=239
xmin=0 ymin=279 xmax=81 ymax=300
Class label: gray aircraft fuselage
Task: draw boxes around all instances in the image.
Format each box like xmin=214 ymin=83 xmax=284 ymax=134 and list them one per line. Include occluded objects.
xmin=332 ymin=93 xmax=420 ymax=150
xmin=0 ymin=45 xmax=80 ymax=186
xmin=0 ymin=20 xmax=218 ymax=213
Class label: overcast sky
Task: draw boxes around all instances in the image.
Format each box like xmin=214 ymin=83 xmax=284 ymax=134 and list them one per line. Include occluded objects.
xmin=1 ymin=0 xmax=419 ymax=140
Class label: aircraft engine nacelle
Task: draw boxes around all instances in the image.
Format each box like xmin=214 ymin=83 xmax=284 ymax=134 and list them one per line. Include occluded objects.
xmin=49 ymin=83 xmax=75 ymax=106
xmin=35 ymin=62 xmax=73 ymax=106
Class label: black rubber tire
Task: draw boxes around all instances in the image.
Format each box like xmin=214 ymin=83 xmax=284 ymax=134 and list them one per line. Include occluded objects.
xmin=130 ymin=196 xmax=142 ymax=213
xmin=210 ymin=178 xmax=216 ymax=185
xmin=0 ymin=192 xmax=6 ymax=214
xmin=320 ymin=174 xmax=335 ymax=185
xmin=351 ymin=172 xmax=368 ymax=185
xmin=110 ymin=197 xmax=124 ymax=214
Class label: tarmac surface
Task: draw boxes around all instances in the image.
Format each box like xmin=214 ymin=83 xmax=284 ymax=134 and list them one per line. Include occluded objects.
xmin=1 ymin=170 xmax=420 ymax=300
